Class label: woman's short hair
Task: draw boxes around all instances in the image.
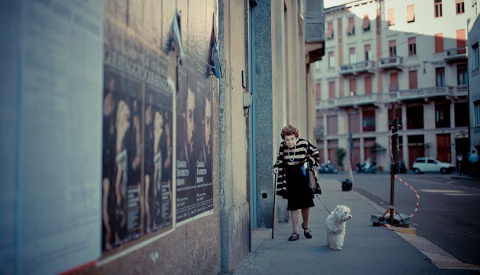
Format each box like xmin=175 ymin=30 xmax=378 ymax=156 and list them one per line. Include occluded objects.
xmin=280 ymin=124 xmax=299 ymax=139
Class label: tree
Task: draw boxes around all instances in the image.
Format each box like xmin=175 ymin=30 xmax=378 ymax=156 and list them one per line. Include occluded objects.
xmin=336 ymin=147 xmax=346 ymax=168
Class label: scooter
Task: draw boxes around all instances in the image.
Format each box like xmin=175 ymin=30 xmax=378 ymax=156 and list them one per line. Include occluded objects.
xmin=356 ymin=160 xmax=377 ymax=174
xmin=318 ymin=161 xmax=338 ymax=174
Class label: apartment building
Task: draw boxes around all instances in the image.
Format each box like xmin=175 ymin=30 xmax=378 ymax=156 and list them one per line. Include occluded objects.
xmin=469 ymin=1 xmax=480 ymax=152
xmin=314 ymin=0 xmax=470 ymax=171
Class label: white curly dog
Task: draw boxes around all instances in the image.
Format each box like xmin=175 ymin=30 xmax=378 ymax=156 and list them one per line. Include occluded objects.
xmin=325 ymin=205 xmax=352 ymax=251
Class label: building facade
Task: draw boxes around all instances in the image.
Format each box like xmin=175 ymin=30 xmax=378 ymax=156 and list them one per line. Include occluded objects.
xmin=314 ymin=0 xmax=470 ymax=172
xmin=0 ymin=0 xmax=324 ymax=274
xmin=468 ymin=0 xmax=480 ymax=153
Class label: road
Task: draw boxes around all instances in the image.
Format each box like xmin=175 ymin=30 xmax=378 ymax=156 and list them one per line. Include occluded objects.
xmin=319 ymin=172 xmax=480 ymax=266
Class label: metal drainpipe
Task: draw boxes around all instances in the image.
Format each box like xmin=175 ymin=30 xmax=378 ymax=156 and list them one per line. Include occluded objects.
xmin=249 ymin=1 xmax=257 ymax=228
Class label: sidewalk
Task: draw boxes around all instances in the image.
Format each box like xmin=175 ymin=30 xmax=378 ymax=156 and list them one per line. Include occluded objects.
xmin=231 ymin=179 xmax=480 ymax=275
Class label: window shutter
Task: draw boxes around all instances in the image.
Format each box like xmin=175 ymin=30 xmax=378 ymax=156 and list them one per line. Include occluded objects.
xmin=435 ymin=33 xmax=444 ymax=52
xmin=365 ymin=76 xmax=372 ymax=94
xmin=409 ymin=70 xmax=418 ymax=89
xmin=388 ymin=8 xmax=395 ymax=26
xmin=305 ymin=0 xmax=325 ymax=42
xmin=407 ymin=5 xmax=415 ymax=22
xmin=390 ymin=72 xmax=399 ymax=91
xmin=457 ymin=29 xmax=466 ymax=48
xmin=347 ymin=17 xmax=355 ymax=34
xmin=326 ymin=22 xmax=333 ymax=39
xmin=362 ymin=15 xmax=370 ymax=30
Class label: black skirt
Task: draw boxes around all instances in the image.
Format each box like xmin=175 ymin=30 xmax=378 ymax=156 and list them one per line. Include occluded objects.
xmin=285 ymin=163 xmax=315 ymax=211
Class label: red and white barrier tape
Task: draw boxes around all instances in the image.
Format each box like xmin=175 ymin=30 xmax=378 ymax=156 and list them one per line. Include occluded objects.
xmin=394 ymin=175 xmax=420 ymax=218
xmin=389 ymin=131 xmax=421 ymax=218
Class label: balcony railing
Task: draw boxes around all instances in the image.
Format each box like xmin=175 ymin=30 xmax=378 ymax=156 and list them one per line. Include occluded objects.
xmin=444 ymin=47 xmax=467 ymax=63
xmin=339 ymin=60 xmax=376 ymax=75
xmin=316 ymin=86 xmax=468 ymax=110
xmin=378 ymin=56 xmax=403 ymax=70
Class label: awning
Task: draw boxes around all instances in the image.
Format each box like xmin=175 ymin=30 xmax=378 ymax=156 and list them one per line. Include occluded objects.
xmin=407 ymin=5 xmax=415 ymax=22
xmin=362 ymin=15 xmax=370 ymax=30
xmin=346 ymin=17 xmax=355 ymax=34
xmin=327 ymin=22 xmax=333 ymax=39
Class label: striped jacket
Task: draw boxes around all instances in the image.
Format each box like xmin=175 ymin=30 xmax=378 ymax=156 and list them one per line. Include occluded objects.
xmin=273 ymin=138 xmax=319 ymax=198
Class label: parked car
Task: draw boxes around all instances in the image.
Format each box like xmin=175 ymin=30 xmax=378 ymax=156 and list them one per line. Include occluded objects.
xmin=412 ymin=157 xmax=455 ymax=174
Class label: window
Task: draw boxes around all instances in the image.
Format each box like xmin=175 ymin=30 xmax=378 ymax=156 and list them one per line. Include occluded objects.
xmin=408 ymin=37 xmax=416 ymax=56
xmin=327 ymin=21 xmax=334 ymax=39
xmin=347 ymin=17 xmax=355 ymax=35
xmin=362 ymin=110 xmax=376 ymax=132
xmin=388 ymin=8 xmax=395 ymax=26
xmin=349 ymin=47 xmax=356 ymax=64
xmin=435 ymin=102 xmax=450 ymax=128
xmin=348 ymin=111 xmax=360 ymax=133
xmin=315 ymin=61 xmax=321 ymax=70
xmin=434 ymin=0 xmax=443 ymax=17
xmin=458 ymin=64 xmax=468 ymax=85
xmin=365 ymin=44 xmax=371 ymax=60
xmin=362 ymin=15 xmax=370 ymax=31
xmin=389 ymin=72 xmax=399 ymax=91
xmin=436 ymin=67 xmax=445 ymax=87
xmin=328 ymin=81 xmax=336 ymax=99
xmin=457 ymin=29 xmax=466 ymax=54
xmin=435 ymin=33 xmax=444 ymax=53
xmin=328 ymin=51 xmax=335 ymax=68
xmin=349 ymin=78 xmax=356 ymax=96
xmin=327 ymin=115 xmax=338 ymax=134
xmin=409 ymin=70 xmax=418 ymax=89
xmin=389 ymin=40 xmax=397 ymax=57
xmin=365 ymin=76 xmax=372 ymax=94
xmin=407 ymin=4 xmax=415 ymax=23
xmin=472 ymin=43 xmax=479 ymax=71
xmin=475 ymin=102 xmax=480 ymax=127
xmin=407 ymin=106 xmax=424 ymax=129
xmin=315 ymin=83 xmax=321 ymax=100
xmin=455 ymin=102 xmax=468 ymax=127
xmin=456 ymin=0 xmax=465 ymax=14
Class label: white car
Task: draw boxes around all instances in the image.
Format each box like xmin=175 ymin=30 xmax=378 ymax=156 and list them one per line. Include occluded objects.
xmin=412 ymin=157 xmax=455 ymax=174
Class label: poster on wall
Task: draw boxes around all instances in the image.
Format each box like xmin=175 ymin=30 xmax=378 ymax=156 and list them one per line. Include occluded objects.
xmin=0 ymin=1 xmax=104 ymax=274
xmin=143 ymin=49 xmax=174 ymax=232
xmin=175 ymin=73 xmax=214 ymax=223
xmin=175 ymin=1 xmax=215 ymax=222
xmin=102 ymin=4 xmax=175 ymax=252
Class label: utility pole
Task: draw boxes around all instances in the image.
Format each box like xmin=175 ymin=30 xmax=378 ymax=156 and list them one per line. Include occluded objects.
xmin=389 ymin=117 xmax=399 ymax=224
xmin=349 ymin=132 xmax=353 ymax=167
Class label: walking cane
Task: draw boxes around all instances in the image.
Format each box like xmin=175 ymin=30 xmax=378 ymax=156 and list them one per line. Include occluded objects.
xmin=272 ymin=173 xmax=277 ymax=239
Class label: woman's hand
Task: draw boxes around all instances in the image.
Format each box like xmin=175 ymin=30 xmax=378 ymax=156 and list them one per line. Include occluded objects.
xmin=273 ymin=167 xmax=279 ymax=174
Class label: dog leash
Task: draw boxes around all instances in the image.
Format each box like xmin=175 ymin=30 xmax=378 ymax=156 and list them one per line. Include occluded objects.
xmin=315 ymin=194 xmax=331 ymax=214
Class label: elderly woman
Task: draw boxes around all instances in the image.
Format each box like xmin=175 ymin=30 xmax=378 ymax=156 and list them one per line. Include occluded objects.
xmin=273 ymin=125 xmax=320 ymax=241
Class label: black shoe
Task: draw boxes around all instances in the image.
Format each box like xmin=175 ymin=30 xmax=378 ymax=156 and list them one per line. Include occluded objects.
xmin=302 ymin=223 xmax=312 ymax=239
xmin=288 ymin=232 xmax=300 ymax=241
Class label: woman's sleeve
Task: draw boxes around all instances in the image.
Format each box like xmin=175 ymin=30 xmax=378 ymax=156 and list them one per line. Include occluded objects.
xmin=273 ymin=144 xmax=284 ymax=168
xmin=307 ymin=140 xmax=319 ymax=167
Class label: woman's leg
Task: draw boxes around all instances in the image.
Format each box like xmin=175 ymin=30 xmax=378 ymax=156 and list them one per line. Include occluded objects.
xmin=301 ymin=208 xmax=312 ymax=238
xmin=291 ymin=209 xmax=299 ymax=233
xmin=301 ymin=208 xmax=310 ymax=227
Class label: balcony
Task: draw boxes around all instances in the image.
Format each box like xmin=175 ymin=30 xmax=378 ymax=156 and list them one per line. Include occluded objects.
xmin=444 ymin=47 xmax=467 ymax=63
xmin=378 ymin=56 xmax=403 ymax=71
xmin=335 ymin=93 xmax=379 ymax=107
xmin=339 ymin=60 xmax=375 ymax=76
xmin=316 ymin=86 xmax=468 ymax=110
xmin=394 ymin=85 xmax=468 ymax=102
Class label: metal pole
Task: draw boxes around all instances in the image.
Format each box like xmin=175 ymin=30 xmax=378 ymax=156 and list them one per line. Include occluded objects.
xmin=272 ymin=173 xmax=277 ymax=239
xmin=389 ymin=116 xmax=399 ymax=224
